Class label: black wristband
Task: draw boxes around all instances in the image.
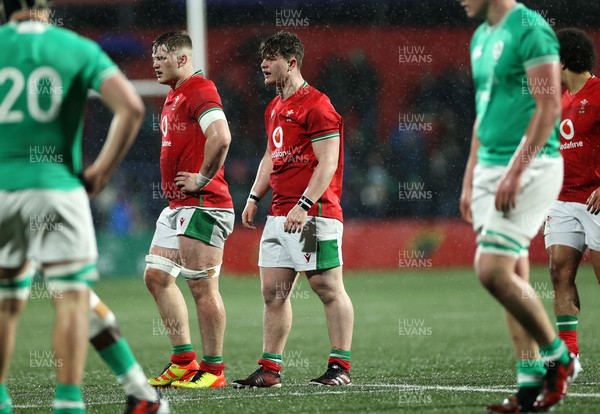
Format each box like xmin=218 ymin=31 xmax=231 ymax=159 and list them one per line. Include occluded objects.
xmin=297 ymin=195 xmax=314 ymax=211
xmin=249 ymin=193 xmax=260 ymax=203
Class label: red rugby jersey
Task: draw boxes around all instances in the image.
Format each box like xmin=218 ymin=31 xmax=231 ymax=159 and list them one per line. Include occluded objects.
xmin=559 ymin=76 xmax=600 ymax=203
xmin=159 ymin=71 xmax=233 ymax=209
xmin=264 ymin=82 xmax=344 ymax=221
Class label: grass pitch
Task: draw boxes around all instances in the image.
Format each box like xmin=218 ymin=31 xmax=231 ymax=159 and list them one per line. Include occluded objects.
xmin=7 ymin=266 xmax=600 ymax=413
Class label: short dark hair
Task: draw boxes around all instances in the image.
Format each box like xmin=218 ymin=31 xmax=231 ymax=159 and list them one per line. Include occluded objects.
xmin=557 ymin=28 xmax=597 ymax=73
xmin=0 ymin=0 xmax=51 ymax=23
xmin=259 ymin=31 xmax=304 ymax=68
xmin=152 ymin=31 xmax=193 ymax=53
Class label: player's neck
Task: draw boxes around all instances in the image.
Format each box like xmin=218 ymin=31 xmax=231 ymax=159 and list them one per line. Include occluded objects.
xmin=277 ymin=75 xmax=306 ymax=100
xmin=486 ymin=0 xmax=516 ymax=26
xmin=10 ymin=9 xmax=50 ymax=23
xmin=565 ymin=71 xmax=592 ymax=95
xmin=172 ymin=67 xmax=195 ymax=90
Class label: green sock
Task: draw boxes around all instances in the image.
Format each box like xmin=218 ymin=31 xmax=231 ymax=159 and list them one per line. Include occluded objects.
xmin=172 ymin=344 xmax=194 ymax=355
xmin=0 ymin=384 xmax=11 ymax=413
xmin=54 ymin=384 xmax=84 ymax=414
xmin=516 ymin=360 xmax=545 ymax=388
xmin=540 ymin=337 xmax=570 ymax=365
xmin=98 ymin=338 xmax=136 ymax=377
xmin=203 ymin=355 xmax=223 ymax=364
xmin=556 ymin=315 xmax=578 ymax=332
xmin=261 ymin=352 xmax=282 ymax=365
xmin=0 ymin=385 xmax=9 ymax=401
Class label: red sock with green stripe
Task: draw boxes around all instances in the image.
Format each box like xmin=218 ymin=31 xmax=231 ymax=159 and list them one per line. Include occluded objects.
xmin=200 ymin=355 xmax=225 ymax=376
xmin=329 ymin=348 xmax=351 ymax=371
xmin=54 ymin=384 xmax=84 ymax=414
xmin=170 ymin=344 xmax=196 ymax=366
xmin=258 ymin=352 xmax=282 ymax=373
xmin=557 ymin=315 xmax=579 ymax=356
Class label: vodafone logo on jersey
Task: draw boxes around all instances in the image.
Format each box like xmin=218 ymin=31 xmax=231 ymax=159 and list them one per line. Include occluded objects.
xmin=560 ymin=119 xmax=574 ymax=140
xmin=272 ymin=126 xmax=284 ymax=148
xmin=161 ymin=115 xmax=168 ymax=138
xmin=559 ymin=118 xmax=583 ymax=150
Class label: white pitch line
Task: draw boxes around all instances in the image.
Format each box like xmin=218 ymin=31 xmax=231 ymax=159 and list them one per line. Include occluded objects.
xmin=361 ymin=383 xmax=600 ymax=399
xmin=13 ymin=383 xmax=600 ymax=409
xmin=13 ymin=389 xmax=392 ymax=409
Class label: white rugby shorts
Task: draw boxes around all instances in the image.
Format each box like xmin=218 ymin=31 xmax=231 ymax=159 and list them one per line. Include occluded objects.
xmin=258 ymin=215 xmax=343 ymax=272
xmin=544 ymin=200 xmax=600 ymax=252
xmin=0 ymin=188 xmax=98 ymax=267
xmin=150 ymin=206 xmax=234 ymax=250
xmin=471 ymin=156 xmax=563 ymax=258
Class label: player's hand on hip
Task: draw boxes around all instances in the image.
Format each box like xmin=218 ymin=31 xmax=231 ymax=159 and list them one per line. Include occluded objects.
xmin=459 ymin=185 xmax=473 ymax=224
xmin=587 ymin=188 xmax=600 ymax=215
xmin=284 ymin=205 xmax=308 ymax=234
xmin=242 ymin=202 xmax=258 ymax=230
xmin=495 ymin=169 xmax=520 ymax=214
xmin=83 ymin=165 xmax=109 ymax=198
xmin=174 ymin=171 xmax=202 ymax=194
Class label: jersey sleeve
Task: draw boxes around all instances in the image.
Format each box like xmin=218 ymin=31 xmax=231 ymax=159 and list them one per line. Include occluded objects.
xmin=189 ymin=81 xmax=225 ymax=132
xmin=306 ymin=99 xmax=341 ymax=143
xmin=78 ymin=37 xmax=120 ymax=92
xmin=518 ymin=11 xmax=560 ymax=70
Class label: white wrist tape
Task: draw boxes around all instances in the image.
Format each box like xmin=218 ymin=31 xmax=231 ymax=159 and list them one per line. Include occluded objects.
xmin=195 ymin=173 xmax=212 ymax=189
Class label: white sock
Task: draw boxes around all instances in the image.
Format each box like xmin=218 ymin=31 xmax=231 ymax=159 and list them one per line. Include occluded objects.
xmin=117 ymin=363 xmax=158 ymax=401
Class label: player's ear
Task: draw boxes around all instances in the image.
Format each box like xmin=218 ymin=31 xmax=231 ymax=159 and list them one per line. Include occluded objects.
xmin=288 ymin=57 xmax=297 ymax=72
xmin=177 ymin=53 xmax=187 ymax=68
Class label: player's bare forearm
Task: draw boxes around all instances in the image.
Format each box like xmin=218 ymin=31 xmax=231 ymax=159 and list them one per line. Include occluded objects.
xmin=304 ymin=137 xmax=339 ymax=202
xmin=199 ymin=119 xmax=231 ymax=179
xmin=94 ymin=74 xmax=144 ymax=175
xmin=250 ymin=147 xmax=273 ymax=198
xmin=509 ymin=62 xmax=561 ymax=174
xmin=460 ymin=120 xmax=479 ymax=223
xmin=242 ymin=147 xmax=272 ymax=230
xmin=494 ymin=63 xmax=560 ymax=212
xmin=87 ymin=74 xmax=144 ymax=195
xmin=462 ymin=120 xmax=480 ymax=189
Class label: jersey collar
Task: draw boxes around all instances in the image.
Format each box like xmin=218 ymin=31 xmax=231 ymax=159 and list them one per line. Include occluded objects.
xmin=9 ymin=20 xmax=48 ymax=33
xmin=484 ymin=2 xmax=523 ymax=33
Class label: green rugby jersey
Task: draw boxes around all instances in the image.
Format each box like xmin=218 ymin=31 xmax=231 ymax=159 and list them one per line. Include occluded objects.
xmin=0 ymin=21 xmax=118 ymax=190
xmin=470 ymin=3 xmax=560 ymax=166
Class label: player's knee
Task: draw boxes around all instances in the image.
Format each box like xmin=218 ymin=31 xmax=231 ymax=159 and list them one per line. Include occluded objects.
xmin=89 ymin=291 xmax=120 ymax=340
xmin=44 ymin=261 xmax=97 ymax=295
xmin=0 ymin=262 xmax=35 ymax=301
xmin=474 ymin=260 xmax=504 ymax=292
xmin=262 ymin=283 xmax=287 ymax=305
xmin=476 ymin=270 xmax=495 ymax=291
xmin=310 ymin=281 xmax=338 ymax=304
xmin=549 ymin=260 xmax=576 ymax=286
xmin=144 ymin=254 xmax=181 ymax=292
xmin=144 ymin=268 xmax=170 ymax=292
xmin=187 ymin=278 xmax=220 ymax=302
